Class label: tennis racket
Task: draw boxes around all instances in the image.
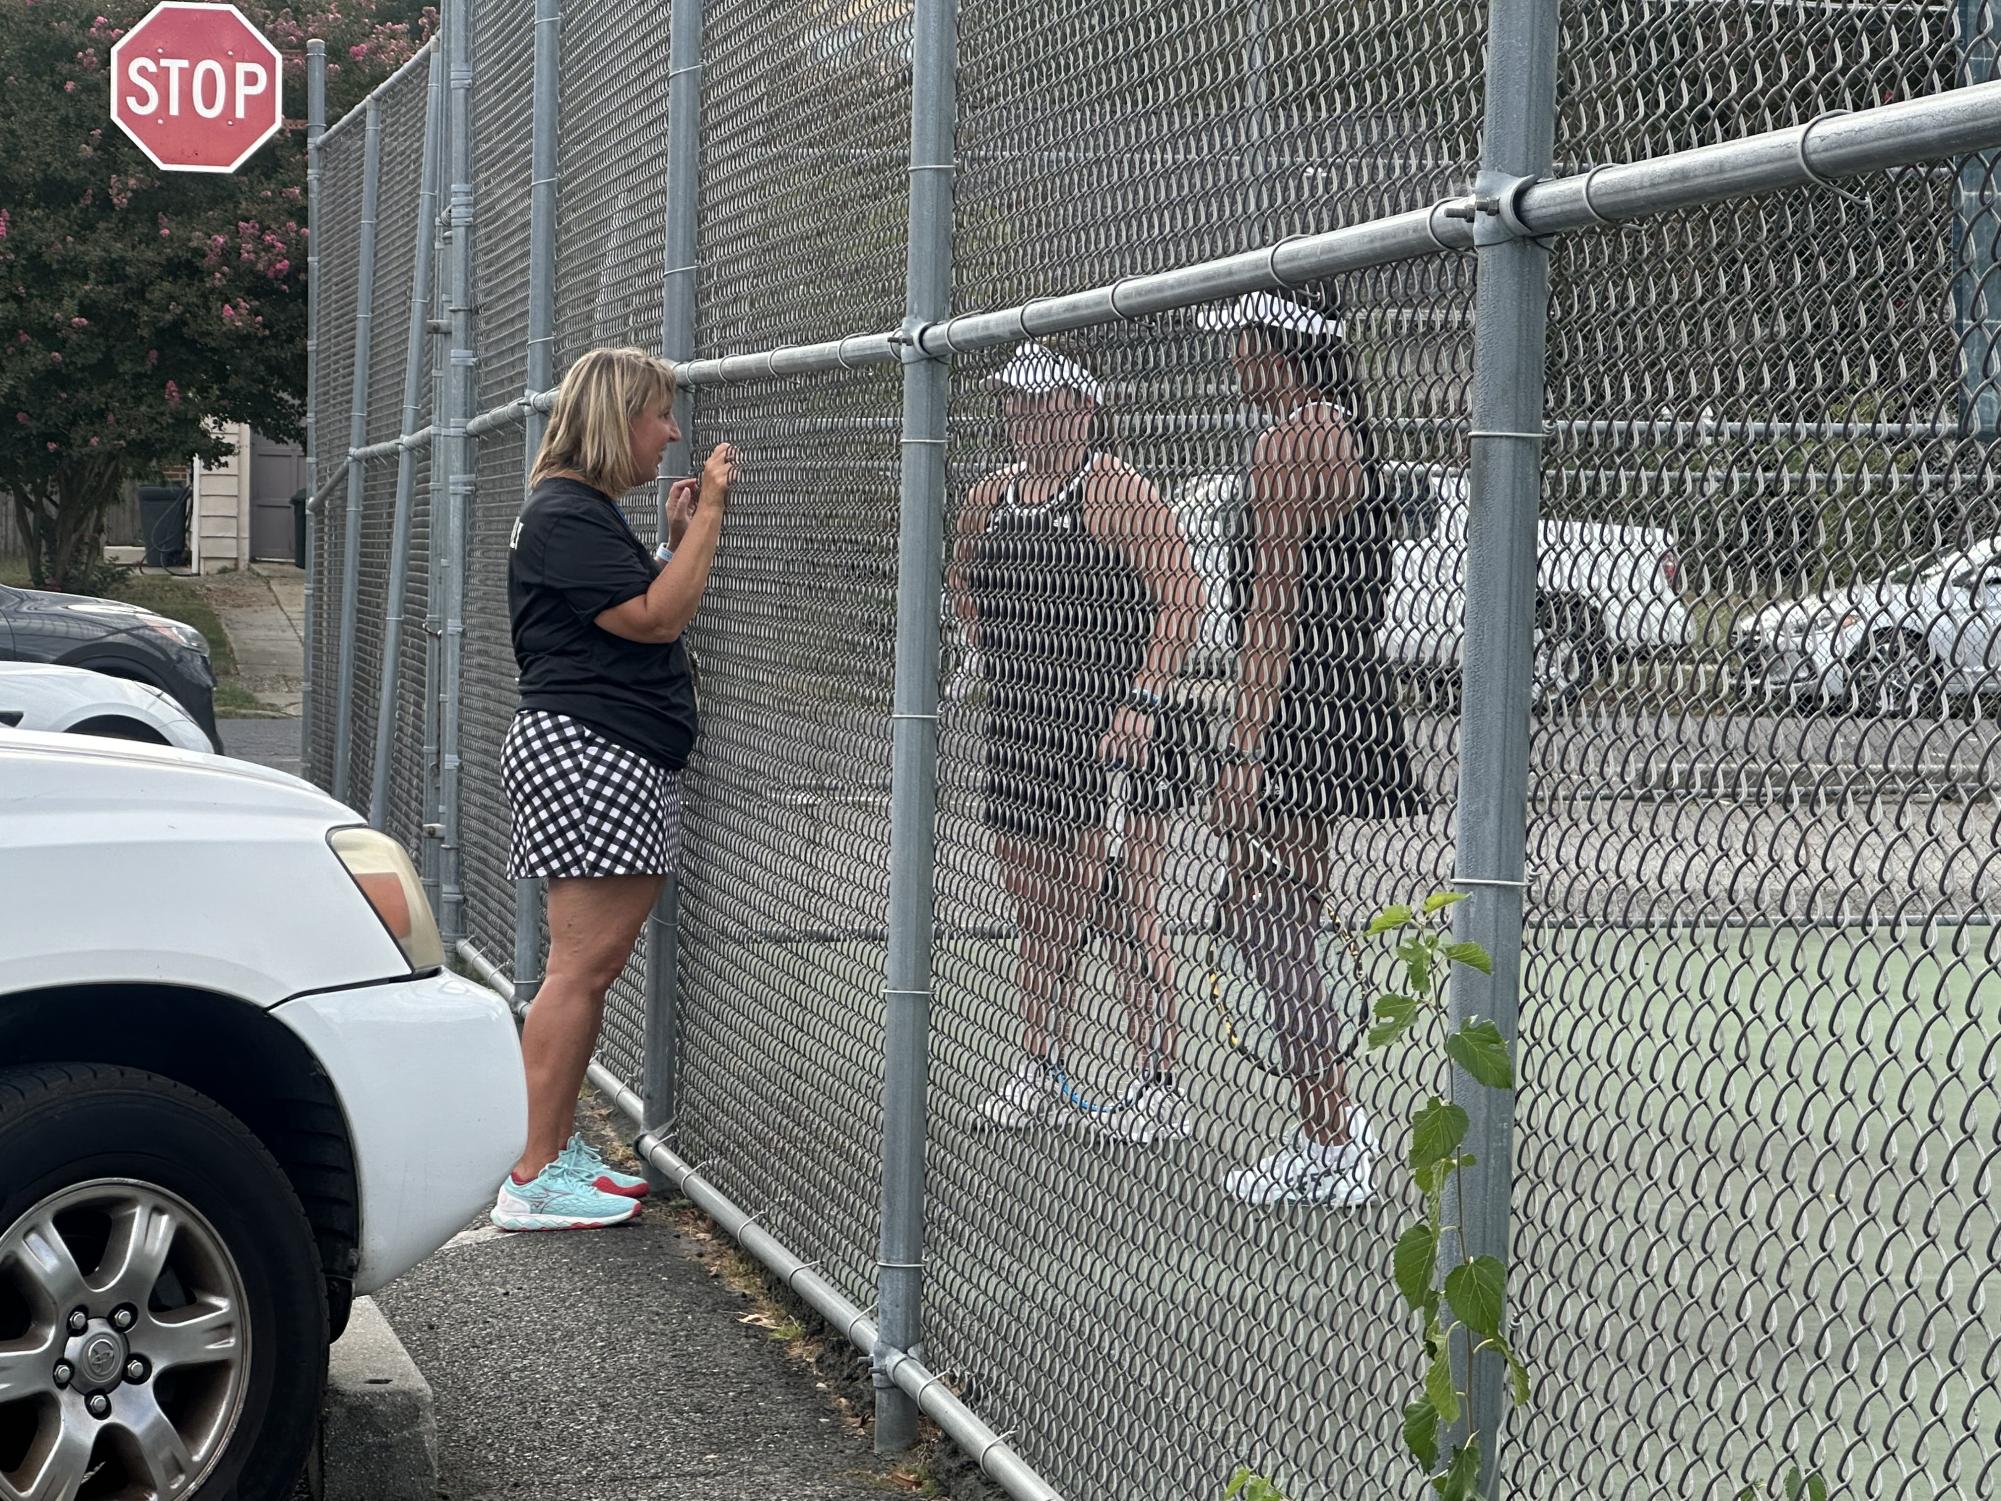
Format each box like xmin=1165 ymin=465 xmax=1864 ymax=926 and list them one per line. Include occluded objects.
xmin=1201 ymin=831 xmax=1371 ymax=1078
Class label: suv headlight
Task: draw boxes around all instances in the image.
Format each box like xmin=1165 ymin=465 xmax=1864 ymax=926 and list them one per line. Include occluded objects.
xmin=137 ymin=615 xmax=210 ymax=654
xmin=328 ymin=826 xmax=444 ymax=972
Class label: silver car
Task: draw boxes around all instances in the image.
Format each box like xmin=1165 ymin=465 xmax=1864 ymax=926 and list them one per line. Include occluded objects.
xmin=1734 ymin=538 xmax=2001 ymax=716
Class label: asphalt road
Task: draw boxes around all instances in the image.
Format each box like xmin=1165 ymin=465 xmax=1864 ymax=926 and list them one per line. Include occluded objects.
xmin=218 ymin=715 xmax=305 ymax=779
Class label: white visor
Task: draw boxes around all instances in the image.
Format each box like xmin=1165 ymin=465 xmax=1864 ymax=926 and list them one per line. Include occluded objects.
xmin=1193 ymin=289 xmax=1346 ymax=341
xmin=990 ymin=341 xmax=1104 ymax=403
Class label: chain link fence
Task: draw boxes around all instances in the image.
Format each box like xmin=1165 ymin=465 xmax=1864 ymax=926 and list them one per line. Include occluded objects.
xmin=302 ymin=2 xmax=2001 ymax=1497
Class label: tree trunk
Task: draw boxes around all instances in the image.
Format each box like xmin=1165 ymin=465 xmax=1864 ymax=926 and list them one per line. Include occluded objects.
xmin=7 ymin=460 xmax=126 ymax=592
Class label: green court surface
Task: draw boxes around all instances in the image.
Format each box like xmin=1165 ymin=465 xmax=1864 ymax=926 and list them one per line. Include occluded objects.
xmin=653 ymin=906 xmax=1997 ymax=1500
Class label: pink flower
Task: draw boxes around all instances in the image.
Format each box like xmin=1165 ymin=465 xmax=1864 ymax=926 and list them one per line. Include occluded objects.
xmin=164 ymin=380 xmax=181 ymax=405
xmin=221 ymin=303 xmax=237 ymax=321
xmin=349 ymin=43 xmax=370 ymax=60
xmin=0 ymin=209 xmax=9 ymax=240
xmin=46 ymin=442 xmax=57 ymax=451
xmin=48 ymin=352 xmax=60 ymax=364
xmin=88 ymin=436 xmax=99 ymax=447
xmin=63 ymin=81 xmax=76 ymax=94
xmin=69 ymin=316 xmax=87 ymax=327
xmin=268 ymin=258 xmax=290 ymax=278
xmin=14 ymin=412 xmax=27 ymax=424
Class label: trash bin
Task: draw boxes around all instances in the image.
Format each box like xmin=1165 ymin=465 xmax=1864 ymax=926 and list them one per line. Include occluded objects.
xmin=291 ymin=488 xmax=308 ymax=569
xmin=138 ymin=484 xmax=190 ymax=568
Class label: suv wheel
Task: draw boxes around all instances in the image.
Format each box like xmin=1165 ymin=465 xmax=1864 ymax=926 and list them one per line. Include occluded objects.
xmin=0 ymin=1064 xmax=327 ymax=1501
xmin=1848 ymin=630 xmax=1944 ymax=718
xmin=1531 ymin=598 xmax=1607 ymax=714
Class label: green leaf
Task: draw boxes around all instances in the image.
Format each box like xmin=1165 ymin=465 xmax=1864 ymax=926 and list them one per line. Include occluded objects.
xmin=1445 ymin=1018 xmax=1515 ymax=1088
xmin=1424 ymin=1342 xmax=1460 ymax=1425
xmin=1807 ymin=1477 xmax=1828 ymax=1501
xmin=1423 ymin=891 xmax=1470 ymax=915
xmin=1432 ymin=1443 xmax=1481 ymax=1501
xmin=1225 ymin=1471 xmax=1250 ymax=1500
xmin=1368 ymin=904 xmax=1416 ymax=935
xmin=1443 ymin=940 xmax=1494 ymax=975
xmin=1367 ymin=995 xmax=1420 ymax=1050
xmin=1785 ymin=1470 xmax=1803 ymax=1501
xmin=1414 ymin=1153 xmax=1473 ymax=1195
xmin=1399 ymin=941 xmax=1435 ymax=996
xmin=1444 ymin=1256 xmax=1506 ymax=1341
xmin=1737 ymin=1490 xmax=1756 ymax=1501
xmin=1503 ymin=1339 xmax=1532 ymax=1406
xmin=1410 ymin=1096 xmax=1470 ymax=1171
xmin=1393 ymin=1223 xmax=1438 ymax=1309
xmin=1401 ymin=1399 xmax=1441 ymax=1471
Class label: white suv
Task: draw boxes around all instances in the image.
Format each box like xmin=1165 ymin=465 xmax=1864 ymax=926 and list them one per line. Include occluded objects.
xmin=0 ymin=730 xmax=526 ymax=1501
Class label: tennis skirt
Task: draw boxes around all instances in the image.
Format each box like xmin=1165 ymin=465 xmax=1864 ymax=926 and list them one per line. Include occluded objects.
xmin=502 ymin=710 xmax=684 ymax=879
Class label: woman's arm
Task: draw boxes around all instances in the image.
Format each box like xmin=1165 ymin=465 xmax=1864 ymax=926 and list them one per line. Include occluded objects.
xmin=1229 ymin=416 xmax=1362 ymax=756
xmin=1086 ymin=460 xmax=1201 ymax=696
xmin=944 ymin=473 xmax=1003 ymax=646
xmin=597 ymin=444 xmax=736 ymax=645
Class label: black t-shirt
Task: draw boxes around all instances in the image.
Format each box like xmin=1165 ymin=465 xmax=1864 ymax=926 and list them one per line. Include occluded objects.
xmin=508 ymin=477 xmax=699 ymax=770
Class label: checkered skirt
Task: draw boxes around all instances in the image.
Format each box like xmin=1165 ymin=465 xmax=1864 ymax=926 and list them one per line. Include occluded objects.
xmin=502 ymin=710 xmax=683 ymax=879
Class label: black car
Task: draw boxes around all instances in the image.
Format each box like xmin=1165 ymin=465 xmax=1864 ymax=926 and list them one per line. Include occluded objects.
xmin=0 ymin=583 xmax=222 ymax=750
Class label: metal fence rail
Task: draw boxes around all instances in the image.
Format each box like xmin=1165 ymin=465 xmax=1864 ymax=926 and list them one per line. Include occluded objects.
xmin=304 ymin=4 xmax=2001 ymax=1498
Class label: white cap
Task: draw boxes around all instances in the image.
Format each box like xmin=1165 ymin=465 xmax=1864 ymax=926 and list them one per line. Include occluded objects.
xmin=990 ymin=341 xmax=1104 ymax=403
xmin=1193 ymin=289 xmax=1346 ymax=341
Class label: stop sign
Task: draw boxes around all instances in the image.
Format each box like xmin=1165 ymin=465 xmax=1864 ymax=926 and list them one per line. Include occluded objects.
xmin=110 ymin=3 xmax=284 ymax=174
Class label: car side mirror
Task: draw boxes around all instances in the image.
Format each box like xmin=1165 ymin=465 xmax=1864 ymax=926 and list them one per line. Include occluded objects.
xmin=0 ymin=710 xmax=21 ymax=728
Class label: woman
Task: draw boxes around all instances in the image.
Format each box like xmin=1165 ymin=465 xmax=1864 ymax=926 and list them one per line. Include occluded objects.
xmin=947 ymin=340 xmax=1203 ymax=1141
xmin=1198 ymin=287 xmax=1425 ymax=1208
xmin=493 ymin=345 xmax=736 ymax=1232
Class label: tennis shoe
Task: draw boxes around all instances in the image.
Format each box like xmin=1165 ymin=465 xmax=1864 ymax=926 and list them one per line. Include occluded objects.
xmin=1090 ymin=1075 xmax=1195 ymax=1145
xmin=978 ymin=1054 xmax=1063 ymax=1130
xmin=1224 ymin=1110 xmax=1378 ymax=1207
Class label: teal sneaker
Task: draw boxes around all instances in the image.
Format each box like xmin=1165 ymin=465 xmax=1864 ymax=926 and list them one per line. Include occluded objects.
xmin=491 ymin=1157 xmax=640 ymax=1232
xmin=559 ymin=1133 xmax=650 ymax=1200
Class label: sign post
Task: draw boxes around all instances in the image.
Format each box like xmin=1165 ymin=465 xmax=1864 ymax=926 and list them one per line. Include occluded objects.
xmin=110 ymin=2 xmax=284 ymax=174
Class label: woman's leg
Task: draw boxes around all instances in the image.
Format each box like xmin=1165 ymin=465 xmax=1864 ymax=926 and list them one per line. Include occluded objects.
xmin=995 ymin=823 xmax=1106 ymax=1061
xmin=513 ymin=872 xmax=665 ymax=1180
xmin=1111 ymin=810 xmax=1181 ymax=1075
xmin=1223 ymin=814 xmax=1354 ymax=1146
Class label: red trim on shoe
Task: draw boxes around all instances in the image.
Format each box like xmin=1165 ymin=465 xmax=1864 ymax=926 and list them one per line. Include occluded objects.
xmin=591 ymin=1175 xmax=650 ymax=1199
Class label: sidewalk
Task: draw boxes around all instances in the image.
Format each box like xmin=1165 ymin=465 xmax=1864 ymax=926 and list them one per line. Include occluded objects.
xmin=372 ymin=1102 xmax=931 ymax=1501
xmin=197 ymin=563 xmax=306 ymax=714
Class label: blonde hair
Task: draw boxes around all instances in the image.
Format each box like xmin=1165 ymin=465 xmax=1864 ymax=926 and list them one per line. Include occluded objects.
xmin=529 ymin=347 xmax=677 ymax=496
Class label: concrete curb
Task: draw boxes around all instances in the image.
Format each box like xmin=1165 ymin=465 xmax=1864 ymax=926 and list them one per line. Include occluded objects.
xmin=311 ymin=1296 xmax=438 ymax=1501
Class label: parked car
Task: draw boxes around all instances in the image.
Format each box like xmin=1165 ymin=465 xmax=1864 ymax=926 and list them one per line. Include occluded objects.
xmin=1733 ymin=537 xmax=2001 ymax=716
xmin=0 ymin=580 xmax=222 ymax=750
xmin=1174 ymin=466 xmax=1694 ymax=709
xmin=0 ymin=661 xmax=214 ymax=751
xmin=0 ymin=731 xmax=526 ymax=1501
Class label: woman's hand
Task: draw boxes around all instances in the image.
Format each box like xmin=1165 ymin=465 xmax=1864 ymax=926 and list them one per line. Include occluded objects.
xmin=699 ymin=442 xmax=737 ymax=515
xmin=1212 ymin=756 xmax=1264 ymax=838
xmin=666 ymin=478 xmax=697 ymax=549
xmin=1098 ymin=703 xmax=1156 ymax=766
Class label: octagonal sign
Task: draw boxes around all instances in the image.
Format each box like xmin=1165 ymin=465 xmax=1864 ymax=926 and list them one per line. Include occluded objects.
xmin=111 ymin=3 xmax=284 ymax=174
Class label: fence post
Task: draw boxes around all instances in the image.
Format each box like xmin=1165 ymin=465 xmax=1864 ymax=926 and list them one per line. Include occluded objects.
xmin=420 ymin=118 xmax=449 ymax=918
xmin=1956 ymin=0 xmax=2001 ymax=439
xmin=872 ymin=0 xmax=956 ymax=1457
xmin=1450 ymin=0 xmax=1559 ymax=1491
xmin=302 ymin=41 xmax=326 ymax=777
xmin=511 ymin=0 xmax=562 ymax=1008
xmin=641 ymin=0 xmax=704 ymax=1179
xmin=437 ymin=0 xmax=478 ymax=948
xmin=371 ymin=45 xmax=447 ymax=833
xmin=333 ymin=100 xmax=384 ymax=807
